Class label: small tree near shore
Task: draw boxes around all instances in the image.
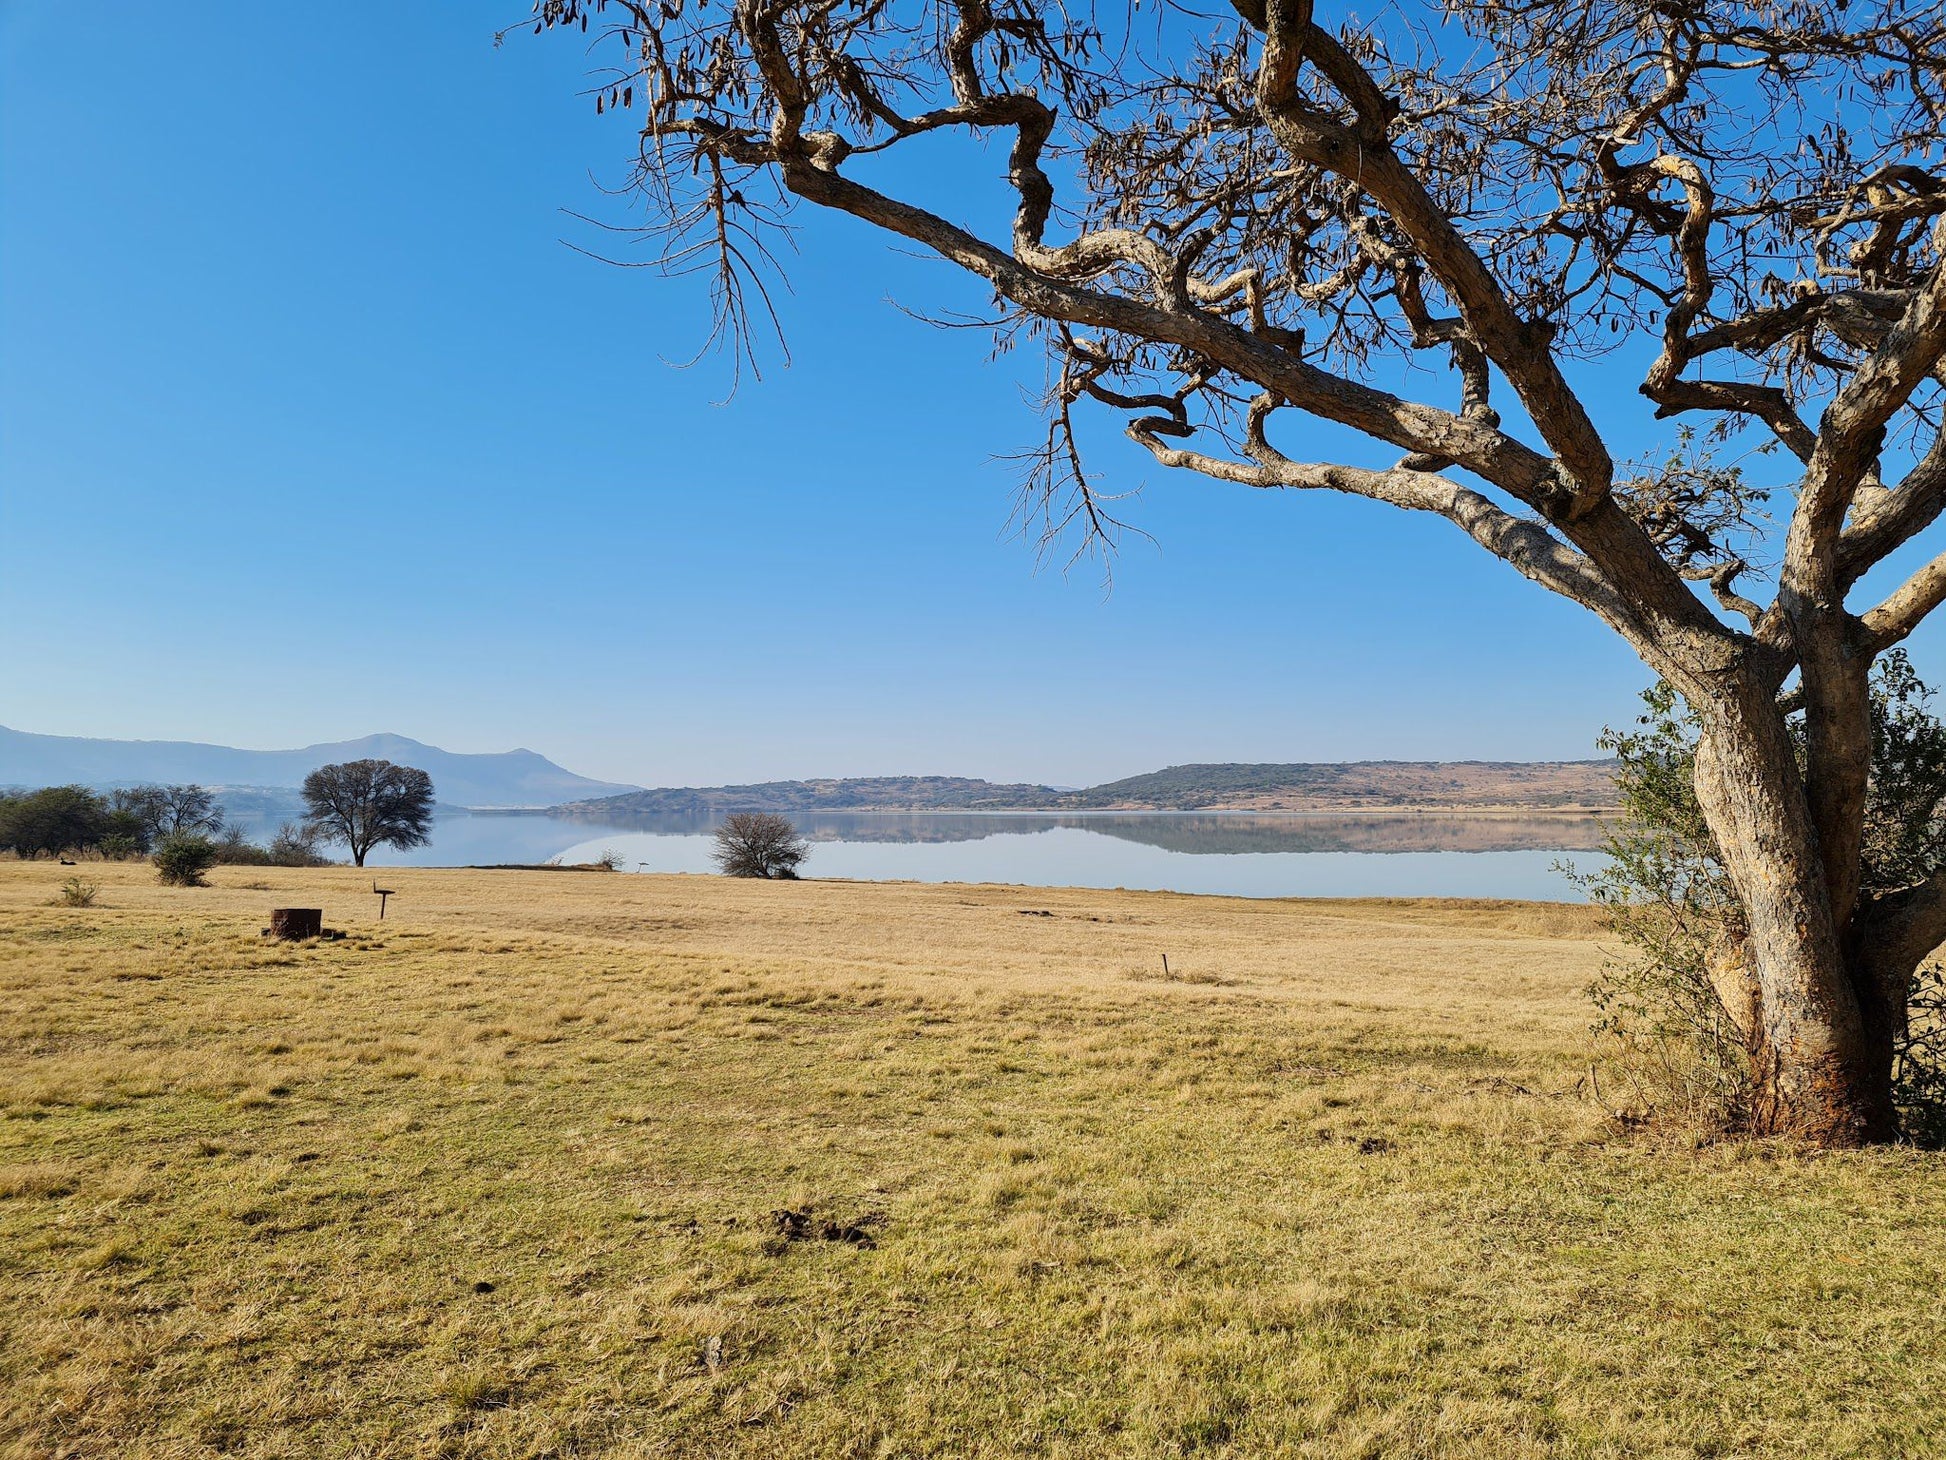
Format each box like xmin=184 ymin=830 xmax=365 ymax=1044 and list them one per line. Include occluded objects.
xmin=712 ymin=813 xmax=809 ymax=879
xmin=301 ymin=760 xmax=434 ymax=868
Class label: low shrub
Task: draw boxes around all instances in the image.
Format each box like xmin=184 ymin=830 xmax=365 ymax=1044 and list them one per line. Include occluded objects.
xmin=208 ymin=822 xmax=333 ymax=868
xmin=212 ymin=826 xmax=271 ymax=865
xmin=154 ymin=834 xmax=218 ymax=888
xmin=268 ymin=822 xmax=332 ymax=867
xmin=52 ymin=877 xmax=97 ymax=908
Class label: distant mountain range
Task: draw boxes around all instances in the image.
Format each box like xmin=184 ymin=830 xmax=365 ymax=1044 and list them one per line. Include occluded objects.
xmin=0 ymin=726 xmax=640 ymax=809
xmin=1 ymin=725 xmax=1619 ymax=817
xmin=1060 ymin=760 xmax=1618 ymax=811
xmin=550 ymin=775 xmax=1058 ymax=818
xmin=557 ymin=760 xmax=1618 ymax=819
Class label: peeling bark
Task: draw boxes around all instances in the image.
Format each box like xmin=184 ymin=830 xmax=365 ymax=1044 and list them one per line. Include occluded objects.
xmin=1692 ymin=689 xmax=1896 ymax=1143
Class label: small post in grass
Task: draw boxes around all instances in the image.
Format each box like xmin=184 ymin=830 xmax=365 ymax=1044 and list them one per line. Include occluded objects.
xmin=372 ymin=881 xmax=394 ymax=920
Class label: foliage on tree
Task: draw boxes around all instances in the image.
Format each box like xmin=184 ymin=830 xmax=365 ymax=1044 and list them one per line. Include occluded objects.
xmin=0 ymin=784 xmax=234 ymax=861
xmin=1582 ymin=652 xmax=1946 ymax=1141
xmin=712 ymin=812 xmax=810 ymax=879
xmin=301 ymin=760 xmax=434 ymax=868
xmin=106 ymin=787 xmax=160 ymax=846
xmin=102 ymin=791 xmax=157 ymax=855
xmin=0 ymin=785 xmax=108 ymax=859
xmin=532 ymin=0 xmax=1946 ymax=1143
xmin=153 ymin=833 xmax=219 ymax=888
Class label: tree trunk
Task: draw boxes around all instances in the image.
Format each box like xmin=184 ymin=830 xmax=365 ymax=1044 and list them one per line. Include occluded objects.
xmin=1690 ymin=684 xmax=1898 ymax=1144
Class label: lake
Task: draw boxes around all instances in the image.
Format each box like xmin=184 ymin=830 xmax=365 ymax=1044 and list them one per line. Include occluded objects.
xmin=261 ymin=808 xmax=1613 ymax=901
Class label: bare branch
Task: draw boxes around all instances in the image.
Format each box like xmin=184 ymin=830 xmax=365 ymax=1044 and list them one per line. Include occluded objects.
xmin=1862 ymin=550 xmax=1946 ymax=654
xmin=1123 ymin=403 xmax=1644 ymax=641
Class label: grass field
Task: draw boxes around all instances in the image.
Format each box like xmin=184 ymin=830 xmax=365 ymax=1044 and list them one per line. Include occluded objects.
xmin=3 ymin=861 xmax=1943 ymax=1458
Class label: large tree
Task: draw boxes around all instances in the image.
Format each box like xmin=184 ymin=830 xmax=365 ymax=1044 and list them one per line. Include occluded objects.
xmin=301 ymin=760 xmax=434 ymax=868
xmin=108 ymin=785 xmax=225 ymax=843
xmin=0 ymin=786 xmax=107 ymax=859
xmin=535 ymin=0 xmax=1946 ymax=1142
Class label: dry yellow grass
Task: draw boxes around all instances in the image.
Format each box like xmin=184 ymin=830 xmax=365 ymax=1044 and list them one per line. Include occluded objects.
xmin=2 ymin=860 xmax=1942 ymax=1458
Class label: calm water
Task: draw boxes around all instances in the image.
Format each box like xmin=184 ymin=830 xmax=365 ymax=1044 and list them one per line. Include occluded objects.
xmin=252 ymin=808 xmax=1611 ymax=901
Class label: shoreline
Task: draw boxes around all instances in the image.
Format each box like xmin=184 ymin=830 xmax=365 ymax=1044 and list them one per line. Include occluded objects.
xmin=523 ymin=803 xmax=1620 ymax=820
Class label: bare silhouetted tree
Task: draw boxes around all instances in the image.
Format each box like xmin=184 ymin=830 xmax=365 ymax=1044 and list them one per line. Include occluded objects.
xmin=112 ymin=784 xmax=223 ymax=841
xmin=156 ymin=784 xmax=223 ymax=836
xmin=302 ymin=760 xmax=434 ymax=868
xmin=712 ymin=812 xmax=810 ymax=878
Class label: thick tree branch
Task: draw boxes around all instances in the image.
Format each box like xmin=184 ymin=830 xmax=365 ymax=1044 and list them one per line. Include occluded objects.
xmin=1853 ymin=873 xmax=1946 ymax=1017
xmin=1787 ymin=228 xmax=1946 ymax=594
xmin=1861 ymin=550 xmax=1946 ymax=655
xmin=787 ymin=150 xmax=1742 ymax=667
xmin=1252 ymin=0 xmax=1616 ymax=514
xmin=1780 ymin=231 xmax=1946 ymax=920
xmin=1840 ymin=431 xmax=1946 ymax=587
xmin=1124 ymin=411 xmax=1640 ymax=640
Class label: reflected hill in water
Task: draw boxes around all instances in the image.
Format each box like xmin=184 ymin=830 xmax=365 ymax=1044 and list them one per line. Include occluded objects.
xmin=1064 ymin=812 xmax=1607 ymax=855
xmin=530 ymin=809 xmax=1609 ymax=855
xmin=552 ymin=760 xmax=1618 ymax=820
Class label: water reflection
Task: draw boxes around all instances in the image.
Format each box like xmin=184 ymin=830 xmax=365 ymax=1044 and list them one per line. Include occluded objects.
xmin=537 ymin=809 xmax=1607 ymax=852
xmin=451 ymin=809 xmax=1608 ymax=900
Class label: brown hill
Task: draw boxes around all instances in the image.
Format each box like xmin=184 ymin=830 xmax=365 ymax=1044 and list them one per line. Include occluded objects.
xmin=555 ymin=760 xmax=1619 ymax=818
xmin=1061 ymin=760 xmax=1618 ymax=812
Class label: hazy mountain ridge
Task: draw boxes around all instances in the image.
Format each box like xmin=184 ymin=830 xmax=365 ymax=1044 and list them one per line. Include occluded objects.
xmin=551 ymin=775 xmax=1060 ymax=818
xmin=1062 ymin=760 xmax=1619 ymax=811
xmin=2 ymin=725 xmax=1619 ymax=817
xmin=0 ymin=726 xmax=639 ymax=810
xmin=557 ymin=759 xmax=1619 ymax=818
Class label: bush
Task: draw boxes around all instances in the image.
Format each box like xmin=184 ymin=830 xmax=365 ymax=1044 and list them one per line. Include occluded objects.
xmin=100 ymin=805 xmax=153 ymax=855
xmin=711 ymin=813 xmax=809 ymax=879
xmin=205 ymin=822 xmax=333 ymax=868
xmin=1572 ymin=683 xmax=1752 ymax=1128
xmin=154 ymin=834 xmax=219 ymax=888
xmin=52 ymin=877 xmax=97 ymax=908
xmin=1898 ymin=964 xmax=1946 ymax=1149
xmin=268 ymin=821 xmax=331 ymax=867
xmin=212 ymin=826 xmax=269 ymax=865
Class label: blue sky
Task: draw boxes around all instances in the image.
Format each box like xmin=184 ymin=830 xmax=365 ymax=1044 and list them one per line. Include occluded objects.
xmin=0 ymin=2 xmax=1806 ymax=787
